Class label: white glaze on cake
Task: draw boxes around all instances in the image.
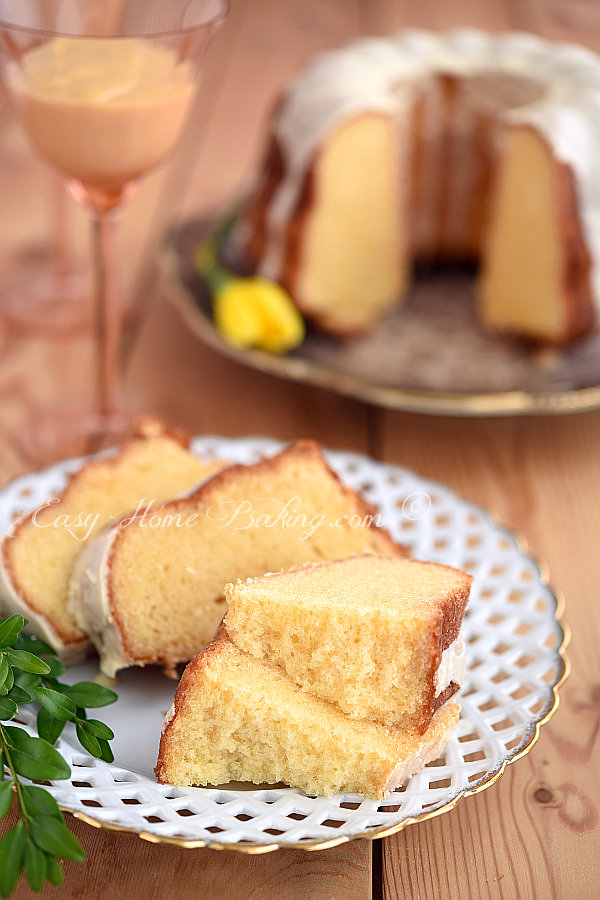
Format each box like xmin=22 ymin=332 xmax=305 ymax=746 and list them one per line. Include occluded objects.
xmin=435 ymin=633 xmax=466 ymax=696
xmin=0 ymin=550 xmax=87 ymax=662
xmin=68 ymin=526 xmax=130 ymax=678
xmin=245 ymin=29 xmax=600 ymax=301
xmin=383 ymin=705 xmax=460 ymax=796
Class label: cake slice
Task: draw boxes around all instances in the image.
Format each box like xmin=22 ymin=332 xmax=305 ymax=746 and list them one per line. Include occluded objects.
xmin=69 ymin=441 xmax=404 ymax=677
xmin=0 ymin=420 xmax=221 ymax=659
xmin=224 ymin=554 xmax=470 ymax=732
xmin=480 ymin=126 xmax=594 ymax=343
xmin=156 ymin=629 xmax=460 ymax=798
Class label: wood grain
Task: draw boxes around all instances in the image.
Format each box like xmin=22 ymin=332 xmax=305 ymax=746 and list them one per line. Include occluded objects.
xmin=378 ymin=414 xmax=600 ymax=899
xmin=1 ymin=807 xmax=372 ymax=900
xmin=1 ymin=0 xmax=600 ymax=898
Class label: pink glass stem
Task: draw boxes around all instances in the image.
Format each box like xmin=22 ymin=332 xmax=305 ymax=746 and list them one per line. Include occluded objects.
xmin=91 ymin=205 xmax=121 ymax=431
xmin=50 ymin=176 xmax=72 ymax=283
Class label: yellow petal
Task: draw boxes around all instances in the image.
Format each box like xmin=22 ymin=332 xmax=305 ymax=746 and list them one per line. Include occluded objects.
xmin=213 ymin=278 xmax=305 ymax=354
xmin=213 ymin=281 xmax=263 ymax=348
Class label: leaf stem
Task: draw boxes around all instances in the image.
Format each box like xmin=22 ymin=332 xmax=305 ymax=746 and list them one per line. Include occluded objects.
xmin=0 ymin=723 xmax=29 ymax=828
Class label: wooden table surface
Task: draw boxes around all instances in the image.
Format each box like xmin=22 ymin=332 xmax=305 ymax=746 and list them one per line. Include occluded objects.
xmin=1 ymin=1 xmax=599 ymax=898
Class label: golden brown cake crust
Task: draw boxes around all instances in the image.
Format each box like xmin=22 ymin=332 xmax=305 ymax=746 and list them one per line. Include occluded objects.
xmin=432 ymin=680 xmax=460 ymax=715
xmin=240 ymin=134 xmax=285 ymax=267
xmin=155 ymin=621 xmax=229 ymax=782
xmin=418 ymin=573 xmax=470 ymax=735
xmin=554 ymin=144 xmax=596 ymax=343
xmin=131 ymin=415 xmax=191 ymax=448
xmin=105 ymin=441 xmax=407 ymax=673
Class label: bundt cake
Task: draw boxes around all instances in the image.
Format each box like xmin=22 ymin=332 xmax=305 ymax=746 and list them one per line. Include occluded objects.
xmin=233 ymin=29 xmax=600 ymax=343
xmin=68 ymin=441 xmax=405 ymax=677
xmin=224 ymin=554 xmax=471 ymax=732
xmin=0 ymin=421 xmax=221 ymax=659
xmin=155 ymin=627 xmax=460 ymax=798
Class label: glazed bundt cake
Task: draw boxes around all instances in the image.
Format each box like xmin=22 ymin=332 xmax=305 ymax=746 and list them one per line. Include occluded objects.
xmin=68 ymin=441 xmax=405 ymax=677
xmin=224 ymin=554 xmax=471 ymax=732
xmin=0 ymin=421 xmax=221 ymax=659
xmin=156 ymin=628 xmax=460 ymax=798
xmin=234 ymin=30 xmax=600 ymax=343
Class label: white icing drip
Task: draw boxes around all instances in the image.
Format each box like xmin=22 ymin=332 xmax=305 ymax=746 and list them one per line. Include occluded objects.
xmin=68 ymin=526 xmax=131 ymax=678
xmin=244 ymin=28 xmax=600 ymax=306
xmin=0 ymin=532 xmax=88 ymax=663
xmin=162 ymin=702 xmax=176 ymax=733
xmin=0 ymin=548 xmax=87 ymax=664
xmin=383 ymin=704 xmax=459 ymax=795
xmin=435 ymin=634 xmax=466 ymax=697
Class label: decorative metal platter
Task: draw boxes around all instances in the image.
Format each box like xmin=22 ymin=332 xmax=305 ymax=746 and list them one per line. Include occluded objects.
xmin=160 ymin=219 xmax=600 ymax=416
xmin=0 ymin=436 xmax=569 ymax=851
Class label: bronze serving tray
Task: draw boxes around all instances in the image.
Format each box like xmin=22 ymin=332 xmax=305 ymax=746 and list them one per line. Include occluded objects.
xmin=160 ymin=219 xmax=600 ymax=416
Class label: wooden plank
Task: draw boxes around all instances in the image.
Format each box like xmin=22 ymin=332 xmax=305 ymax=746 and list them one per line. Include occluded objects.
xmin=3 ymin=806 xmax=372 ymax=900
xmin=360 ymin=0 xmax=514 ymax=34
xmin=125 ymin=283 xmax=372 ymax=451
xmin=378 ymin=412 xmax=600 ymax=899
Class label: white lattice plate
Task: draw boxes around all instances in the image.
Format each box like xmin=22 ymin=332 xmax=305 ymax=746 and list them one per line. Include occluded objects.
xmin=0 ymin=437 xmax=568 ymax=851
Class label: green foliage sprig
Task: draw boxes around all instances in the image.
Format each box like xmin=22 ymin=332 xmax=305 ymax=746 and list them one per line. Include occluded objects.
xmin=0 ymin=614 xmax=117 ymax=896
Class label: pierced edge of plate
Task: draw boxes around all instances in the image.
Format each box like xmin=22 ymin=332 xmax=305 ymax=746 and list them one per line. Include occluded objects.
xmin=159 ymin=242 xmax=600 ymax=418
xmin=0 ymin=441 xmax=571 ymax=854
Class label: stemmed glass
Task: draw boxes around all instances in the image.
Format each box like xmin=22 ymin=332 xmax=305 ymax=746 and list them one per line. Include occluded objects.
xmin=0 ymin=0 xmax=228 ymax=452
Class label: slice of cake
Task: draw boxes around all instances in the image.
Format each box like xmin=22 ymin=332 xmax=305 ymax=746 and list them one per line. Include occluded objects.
xmin=0 ymin=420 xmax=221 ymax=659
xmin=156 ymin=629 xmax=460 ymax=798
xmin=69 ymin=441 xmax=405 ymax=677
xmin=224 ymin=554 xmax=470 ymax=732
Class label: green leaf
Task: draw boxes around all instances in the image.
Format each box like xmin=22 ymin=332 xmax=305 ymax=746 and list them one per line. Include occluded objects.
xmin=0 ymin=822 xmax=26 ymax=897
xmin=0 ymin=616 xmax=25 ymax=650
xmin=0 ymin=655 xmax=9 ymax=695
xmin=34 ymin=686 xmax=76 ymax=722
xmin=41 ymin=657 xmax=65 ymax=679
xmin=0 ymin=698 xmax=17 ymax=721
xmin=30 ymin=816 xmax=86 ymax=862
xmin=6 ymin=685 xmax=32 ymax=705
xmin=97 ymin=738 xmax=114 ymax=764
xmin=0 ymin=781 xmax=12 ymax=819
xmin=0 ymin=666 xmax=13 ymax=697
xmin=80 ymin=719 xmax=114 ymax=741
xmin=36 ymin=707 xmax=66 ymax=746
xmin=45 ymin=856 xmax=64 ymax=887
xmin=75 ymin=723 xmax=101 ymax=758
xmin=3 ymin=727 xmax=70 ymax=781
xmin=14 ymin=671 xmax=42 ymax=692
xmin=62 ymin=681 xmax=117 ymax=708
xmin=12 ymin=634 xmax=54 ymax=657
xmin=23 ymin=839 xmax=46 ymax=892
xmin=5 ymin=650 xmax=51 ymax=676
xmin=20 ymin=785 xmax=62 ymax=821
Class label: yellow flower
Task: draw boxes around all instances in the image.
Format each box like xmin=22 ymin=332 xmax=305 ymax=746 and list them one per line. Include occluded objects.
xmin=213 ymin=277 xmax=305 ymax=354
